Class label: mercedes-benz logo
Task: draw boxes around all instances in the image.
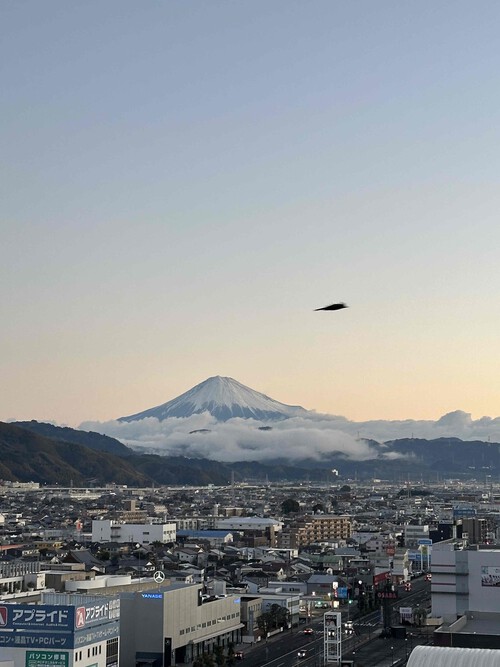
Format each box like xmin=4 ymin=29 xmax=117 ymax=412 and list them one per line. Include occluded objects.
xmin=153 ymin=571 xmax=165 ymax=584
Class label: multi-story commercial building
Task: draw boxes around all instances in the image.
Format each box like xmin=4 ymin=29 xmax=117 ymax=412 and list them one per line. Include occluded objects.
xmin=432 ymin=543 xmax=500 ymax=648
xmin=120 ymin=582 xmax=242 ymax=666
xmin=432 ymin=543 xmax=500 ymax=621
xmin=404 ymin=524 xmax=430 ymax=548
xmin=459 ymin=518 xmax=488 ymax=546
xmin=0 ymin=561 xmax=46 ymax=597
xmin=0 ymin=593 xmax=120 ymax=667
xmin=91 ymin=520 xmax=176 ymax=546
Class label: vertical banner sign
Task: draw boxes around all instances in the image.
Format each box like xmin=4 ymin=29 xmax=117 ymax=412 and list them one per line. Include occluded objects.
xmin=324 ymin=611 xmax=342 ymax=664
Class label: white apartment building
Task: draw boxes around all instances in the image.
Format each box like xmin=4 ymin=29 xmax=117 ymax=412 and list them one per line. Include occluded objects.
xmin=91 ymin=520 xmax=176 ymax=545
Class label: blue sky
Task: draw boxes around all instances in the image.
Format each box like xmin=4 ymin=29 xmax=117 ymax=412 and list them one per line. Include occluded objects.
xmin=2 ymin=1 xmax=500 ymax=424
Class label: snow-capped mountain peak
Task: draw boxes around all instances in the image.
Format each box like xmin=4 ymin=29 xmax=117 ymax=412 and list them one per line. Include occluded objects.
xmin=119 ymin=376 xmax=309 ymax=422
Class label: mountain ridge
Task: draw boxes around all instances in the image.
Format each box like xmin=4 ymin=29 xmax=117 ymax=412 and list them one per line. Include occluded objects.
xmin=12 ymin=420 xmax=131 ymax=455
xmin=3 ymin=421 xmax=500 ymax=484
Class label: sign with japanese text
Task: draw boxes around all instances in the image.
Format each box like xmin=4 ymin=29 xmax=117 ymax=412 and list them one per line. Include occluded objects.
xmin=0 ymin=600 xmax=119 ymax=631
xmin=1 ymin=605 xmax=74 ymax=631
xmin=75 ymin=599 xmax=120 ymax=628
xmin=26 ymin=651 xmax=68 ymax=667
xmin=324 ymin=612 xmax=342 ymax=664
xmin=74 ymin=622 xmax=120 ymax=646
xmin=377 ymin=591 xmax=398 ymax=599
xmin=0 ymin=632 xmax=71 ymax=649
xmin=0 ymin=622 xmax=119 ymax=650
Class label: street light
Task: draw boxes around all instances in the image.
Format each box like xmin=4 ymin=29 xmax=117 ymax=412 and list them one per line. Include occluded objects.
xmin=391 ymin=645 xmax=394 ymax=666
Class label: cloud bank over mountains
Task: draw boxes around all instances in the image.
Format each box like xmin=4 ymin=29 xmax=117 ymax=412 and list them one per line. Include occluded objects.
xmin=80 ymin=409 xmax=500 ymax=464
xmin=79 ymin=376 xmax=500 ymax=463
xmin=81 ymin=413 xmax=370 ymax=462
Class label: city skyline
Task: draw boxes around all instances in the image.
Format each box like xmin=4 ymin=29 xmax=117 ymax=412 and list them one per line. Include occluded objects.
xmin=2 ymin=2 xmax=500 ymax=426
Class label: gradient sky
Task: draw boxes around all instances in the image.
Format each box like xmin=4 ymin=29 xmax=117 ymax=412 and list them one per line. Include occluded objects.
xmin=2 ymin=1 xmax=500 ymax=426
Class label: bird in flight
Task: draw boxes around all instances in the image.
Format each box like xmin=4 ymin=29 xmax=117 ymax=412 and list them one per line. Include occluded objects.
xmin=314 ymin=302 xmax=348 ymax=311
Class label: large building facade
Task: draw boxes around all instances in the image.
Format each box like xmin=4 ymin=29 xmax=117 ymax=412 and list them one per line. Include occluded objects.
xmin=120 ymin=583 xmax=242 ymax=667
xmin=278 ymin=515 xmax=351 ymax=549
xmin=91 ymin=521 xmax=176 ymax=546
xmin=432 ymin=543 xmax=500 ymax=621
xmin=0 ymin=594 xmax=119 ymax=667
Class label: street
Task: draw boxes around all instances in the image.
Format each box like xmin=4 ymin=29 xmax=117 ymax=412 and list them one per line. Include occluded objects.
xmin=234 ymin=578 xmax=432 ymax=666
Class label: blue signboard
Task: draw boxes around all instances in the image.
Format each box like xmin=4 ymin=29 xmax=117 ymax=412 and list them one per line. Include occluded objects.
xmin=0 ymin=600 xmax=119 ymax=632
xmin=74 ymin=622 xmax=120 ymax=647
xmin=0 ymin=622 xmax=120 ymax=650
xmin=453 ymin=507 xmax=476 ymax=518
xmin=418 ymin=539 xmax=433 ymax=546
xmin=0 ymin=632 xmax=72 ymax=650
xmin=0 ymin=605 xmax=74 ymax=631
xmin=336 ymin=587 xmax=348 ymax=599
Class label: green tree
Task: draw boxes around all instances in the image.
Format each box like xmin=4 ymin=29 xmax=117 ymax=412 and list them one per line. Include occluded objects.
xmin=270 ymin=603 xmax=290 ymax=628
xmin=281 ymin=498 xmax=300 ymax=514
xmin=413 ymin=607 xmax=428 ymax=626
xmin=312 ymin=503 xmax=325 ymax=513
xmin=202 ymin=653 xmax=215 ymax=667
xmin=257 ymin=612 xmax=272 ymax=635
xmin=213 ymin=645 xmax=226 ymax=666
xmin=257 ymin=604 xmax=291 ymax=634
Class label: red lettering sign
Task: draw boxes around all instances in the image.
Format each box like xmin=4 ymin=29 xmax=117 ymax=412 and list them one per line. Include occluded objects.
xmin=75 ymin=607 xmax=86 ymax=629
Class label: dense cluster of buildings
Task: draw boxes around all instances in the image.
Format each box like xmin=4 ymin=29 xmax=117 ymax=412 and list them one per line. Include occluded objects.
xmin=1 ymin=478 xmax=500 ymax=665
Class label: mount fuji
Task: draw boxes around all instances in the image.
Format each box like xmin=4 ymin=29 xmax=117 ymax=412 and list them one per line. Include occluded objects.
xmin=119 ymin=376 xmax=309 ymax=422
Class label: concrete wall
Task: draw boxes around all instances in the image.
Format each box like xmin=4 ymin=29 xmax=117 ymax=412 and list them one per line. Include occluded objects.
xmin=468 ymin=550 xmax=500 ymax=613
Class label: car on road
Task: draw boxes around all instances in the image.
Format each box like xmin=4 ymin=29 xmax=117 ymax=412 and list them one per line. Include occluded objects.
xmin=234 ymin=650 xmax=244 ymax=660
xmin=297 ymin=649 xmax=308 ymax=659
xmin=344 ymin=620 xmax=354 ymax=635
xmin=303 ymin=627 xmax=314 ymax=635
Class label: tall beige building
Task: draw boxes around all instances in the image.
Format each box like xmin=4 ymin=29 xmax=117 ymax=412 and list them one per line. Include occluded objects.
xmin=278 ymin=515 xmax=351 ymax=548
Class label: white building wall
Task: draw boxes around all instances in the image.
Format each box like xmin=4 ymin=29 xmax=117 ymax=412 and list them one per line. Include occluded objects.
xmin=431 ymin=545 xmax=500 ymax=621
xmin=91 ymin=520 xmax=176 ymax=545
xmin=431 ymin=543 xmax=465 ymax=621
xmin=216 ymin=518 xmax=282 ymax=532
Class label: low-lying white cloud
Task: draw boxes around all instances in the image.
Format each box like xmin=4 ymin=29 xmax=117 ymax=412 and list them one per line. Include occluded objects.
xmin=80 ymin=413 xmax=375 ymax=463
xmin=80 ymin=409 xmax=500 ymax=463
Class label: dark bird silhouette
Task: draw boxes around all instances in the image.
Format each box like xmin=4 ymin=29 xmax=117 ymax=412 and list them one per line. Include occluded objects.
xmin=314 ymin=302 xmax=348 ymax=311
